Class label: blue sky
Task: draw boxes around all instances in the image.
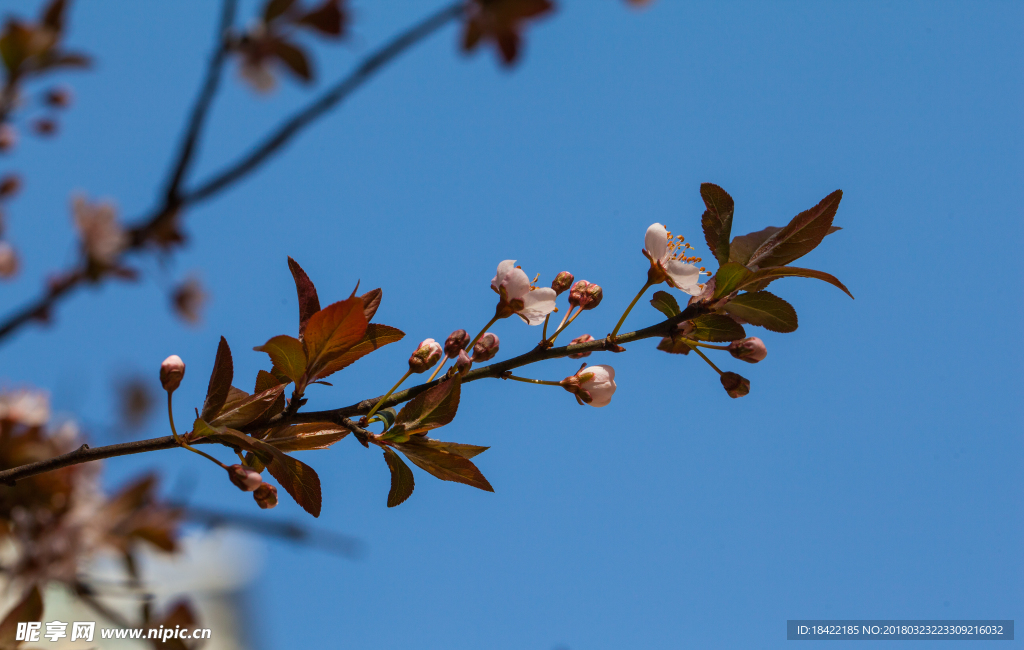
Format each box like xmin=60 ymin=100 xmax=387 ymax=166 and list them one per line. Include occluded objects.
xmin=1 ymin=0 xmax=1021 ymax=648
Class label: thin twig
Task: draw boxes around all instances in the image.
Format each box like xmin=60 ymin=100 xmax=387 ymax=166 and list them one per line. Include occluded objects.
xmin=0 ymin=305 xmax=707 ymax=485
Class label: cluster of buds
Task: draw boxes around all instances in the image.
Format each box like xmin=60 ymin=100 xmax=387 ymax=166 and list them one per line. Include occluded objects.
xmin=559 ymin=364 xmax=617 ymax=407
xmin=568 ymin=280 xmax=603 ymax=311
xmin=444 ymin=329 xmax=470 ymax=358
xmin=227 ymin=464 xmax=263 ymax=492
xmin=408 ymin=338 xmax=443 ymax=373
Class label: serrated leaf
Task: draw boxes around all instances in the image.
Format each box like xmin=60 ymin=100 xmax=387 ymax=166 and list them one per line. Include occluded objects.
xmin=712 ymin=262 xmax=751 ymax=299
xmin=213 ymin=427 xmax=322 ymax=517
xmin=390 ymin=375 xmax=461 ymax=436
xmin=311 ymin=323 xmax=404 ymax=381
xmin=210 ymin=384 xmax=286 ymax=428
xmin=200 ymin=337 xmax=233 ymax=420
xmin=0 ymin=585 xmax=42 ymax=649
xmin=263 ymin=422 xmax=350 ymax=451
xmin=288 ymin=257 xmax=320 ymax=336
xmin=361 ymin=288 xmax=382 ymax=321
xmin=736 ymin=266 xmax=854 ymax=299
xmin=273 ymin=39 xmax=313 ymax=81
xmin=690 ymin=314 xmax=746 ymax=342
xmin=650 ymin=290 xmax=680 ymax=318
xmin=748 ymin=190 xmax=842 ymax=268
xmin=700 ymin=183 xmax=735 ymax=266
xmin=254 ymin=335 xmax=306 ymax=383
xmin=395 ymin=437 xmax=493 ymax=492
xmin=724 ymin=291 xmax=798 ymax=333
xmin=383 ymin=447 xmax=415 ymax=507
xmin=303 ymin=297 xmax=368 ymax=379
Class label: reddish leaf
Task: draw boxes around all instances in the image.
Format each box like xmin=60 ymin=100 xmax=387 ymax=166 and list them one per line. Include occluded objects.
xmin=253 ymin=370 xmax=286 ymax=424
xmin=423 ymin=439 xmax=489 ymax=459
xmin=383 ymin=447 xmax=414 ymax=507
xmin=254 ymin=334 xmax=306 ymax=383
xmin=724 ymin=291 xmax=799 ymax=333
xmin=656 ymin=334 xmax=692 ymax=355
xmin=395 ymin=436 xmax=493 ymax=492
xmin=729 ymin=226 xmax=780 ymax=266
xmin=41 ymin=0 xmax=66 ymax=31
xmin=303 ymin=297 xmax=368 ymax=379
xmin=389 ymin=375 xmax=461 ymax=437
xmin=462 ymin=0 xmax=554 ymax=66
xmin=272 ymin=39 xmax=313 ymax=81
xmin=690 ymin=314 xmax=746 ymax=342
xmin=200 ymin=337 xmax=233 ymax=420
xmin=737 ymin=266 xmax=854 ymax=299
xmin=287 ymin=257 xmax=320 ymax=335
xmin=264 ymin=0 xmax=297 ymax=22
xmin=210 ymin=384 xmax=286 ymax=428
xmin=748 ymin=190 xmax=843 ymax=268
xmin=298 ymin=0 xmax=346 ymax=37
xmin=0 ymin=586 xmax=42 ymax=649
xmin=312 ymin=323 xmax=404 ymax=381
xmin=712 ymin=262 xmax=751 ymax=299
xmin=360 ymin=288 xmax=382 ymax=321
xmin=264 ymin=421 xmax=350 ymax=451
xmin=700 ymin=183 xmax=735 ymax=266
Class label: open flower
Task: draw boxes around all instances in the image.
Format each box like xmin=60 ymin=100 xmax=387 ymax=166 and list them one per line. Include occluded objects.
xmin=560 ymin=364 xmax=616 ymax=407
xmin=491 ymin=260 xmax=557 ymax=325
xmin=73 ymin=196 xmax=127 ymax=267
xmin=643 ymin=223 xmax=703 ymax=296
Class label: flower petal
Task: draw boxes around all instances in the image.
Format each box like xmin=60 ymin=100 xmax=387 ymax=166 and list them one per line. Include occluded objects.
xmin=516 ymin=287 xmax=557 ymax=325
xmin=644 ymin=223 xmax=669 ymax=262
xmin=581 ymin=364 xmax=616 ymax=407
xmin=502 ymin=266 xmax=532 ymax=301
xmin=491 ymin=259 xmax=517 ymax=292
xmin=664 ymin=259 xmax=701 ymax=294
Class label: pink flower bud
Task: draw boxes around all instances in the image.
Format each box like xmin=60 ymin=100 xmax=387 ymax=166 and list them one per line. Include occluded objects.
xmin=568 ymin=334 xmax=594 ymax=359
xmin=568 ymin=280 xmax=603 ymax=310
xmin=159 ymin=355 xmax=186 ymax=392
xmin=0 ymin=242 xmax=19 ymax=279
xmin=408 ymin=338 xmax=443 ymax=373
xmin=455 ymin=349 xmax=473 ymax=376
xmin=720 ymin=372 xmax=750 ymax=398
xmin=253 ymin=483 xmax=278 ymax=509
xmin=444 ymin=329 xmax=470 ymax=358
xmin=472 ymin=333 xmax=500 ymax=362
xmin=728 ymin=337 xmax=767 ymax=363
xmin=551 ymin=271 xmax=574 ymax=295
xmin=228 ymin=464 xmax=263 ymax=492
xmin=0 ymin=125 xmax=17 ymax=152
xmin=560 ymin=364 xmax=616 ymax=407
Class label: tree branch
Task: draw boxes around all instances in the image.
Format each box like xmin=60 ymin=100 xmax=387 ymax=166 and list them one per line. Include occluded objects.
xmin=0 ymin=2 xmax=464 ymax=346
xmin=0 ymin=304 xmax=707 ymax=486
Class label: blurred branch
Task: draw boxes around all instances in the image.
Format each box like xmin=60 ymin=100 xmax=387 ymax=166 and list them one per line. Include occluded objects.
xmin=0 ymin=305 xmax=707 ymax=485
xmin=73 ymin=581 xmax=134 ymax=629
xmin=182 ymin=504 xmax=364 ymax=559
xmin=162 ymin=0 xmax=238 ymax=204
xmin=0 ymin=2 xmax=464 ymax=346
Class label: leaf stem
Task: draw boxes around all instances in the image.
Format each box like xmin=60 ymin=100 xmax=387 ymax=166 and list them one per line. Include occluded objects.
xmin=610 ymin=281 xmax=654 ymax=340
xmin=427 ymin=356 xmax=448 ymax=382
xmin=681 ymin=338 xmax=732 ymax=351
xmin=541 ymin=313 xmax=550 ymax=340
xmin=547 ymin=306 xmax=582 ymax=344
xmin=169 ymin=392 xmax=228 ymax=468
xmin=502 ymin=374 xmax=563 ymax=387
xmin=467 ymin=315 xmax=500 ymax=352
xmin=366 ymin=369 xmax=413 ymax=419
xmin=685 ymin=342 xmax=723 ymax=375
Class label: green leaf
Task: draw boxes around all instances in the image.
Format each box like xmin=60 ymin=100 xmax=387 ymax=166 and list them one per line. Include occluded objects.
xmin=700 ymin=182 xmax=735 ymax=266
xmin=649 ymin=290 xmax=680 ymax=318
xmin=287 ymin=257 xmax=320 ymax=335
xmin=729 ymin=226 xmax=781 ymax=266
xmin=712 ymin=262 xmax=751 ymax=299
xmin=383 ymin=447 xmax=415 ymax=507
xmin=190 ymin=417 xmax=221 ymax=439
xmin=748 ymin=190 xmax=842 ymax=268
xmin=263 ymin=422 xmax=350 ymax=451
xmin=690 ymin=314 xmax=746 ymax=342
xmin=724 ymin=291 xmax=798 ymax=333
xmin=311 ymin=323 xmax=405 ymax=381
xmin=303 ymin=297 xmax=368 ymax=379
xmin=200 ymin=337 xmax=233 ymax=421
xmin=0 ymin=585 xmax=42 ymax=649
xmin=369 ymin=407 xmax=398 ymax=432
xmin=389 ymin=375 xmax=461 ymax=437
xmin=210 ymin=384 xmax=286 ymax=428
xmin=394 ymin=437 xmax=493 ymax=492
xmin=254 ymin=335 xmax=306 ymax=383
xmin=737 ymin=266 xmax=854 ymax=299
